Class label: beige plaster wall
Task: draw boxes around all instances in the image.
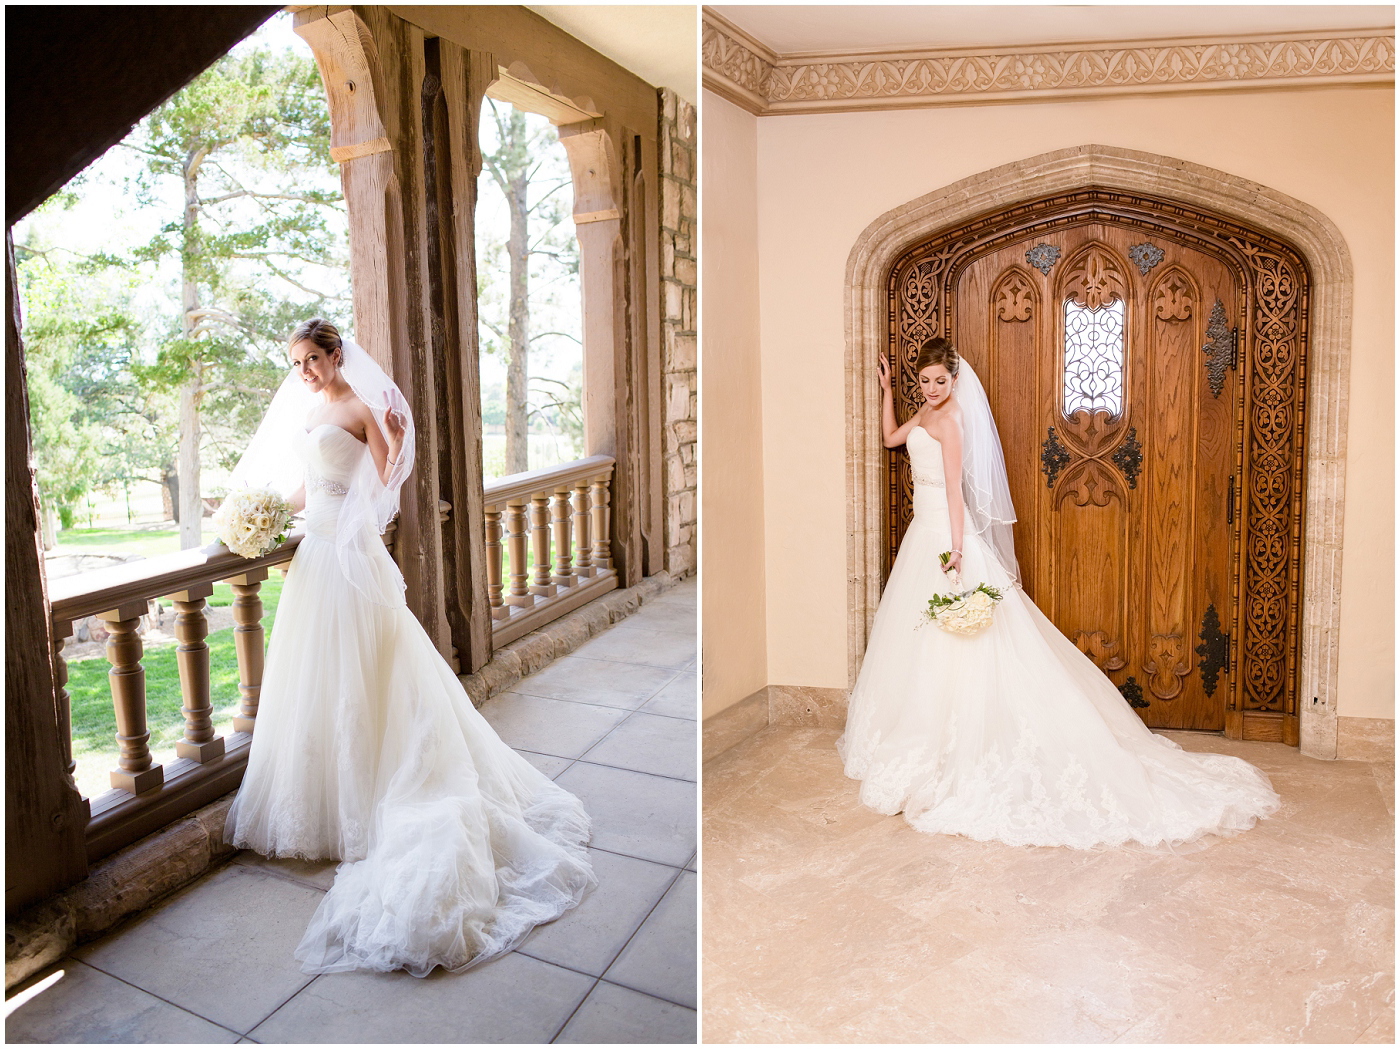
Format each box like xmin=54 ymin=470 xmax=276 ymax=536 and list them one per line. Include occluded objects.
xmin=701 ymin=91 xmax=768 ymax=718
xmin=749 ymin=85 xmax=1393 ymax=719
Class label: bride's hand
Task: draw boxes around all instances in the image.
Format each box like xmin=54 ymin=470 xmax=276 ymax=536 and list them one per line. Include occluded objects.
xmin=877 ymin=354 xmax=892 ymax=391
xmin=383 ymin=406 xmax=405 ymax=462
xmin=942 ymin=551 xmax=963 ymax=576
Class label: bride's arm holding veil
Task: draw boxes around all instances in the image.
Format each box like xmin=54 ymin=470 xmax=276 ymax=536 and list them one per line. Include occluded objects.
xmin=353 ymin=400 xmax=407 ymax=484
xmin=878 ymin=354 xmax=920 ymax=448
xmin=940 ymin=419 xmax=966 ymax=575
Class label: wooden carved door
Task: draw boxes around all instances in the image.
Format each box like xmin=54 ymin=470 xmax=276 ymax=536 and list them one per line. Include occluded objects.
xmin=956 ymin=227 xmax=1236 ymax=731
xmin=886 ymin=192 xmax=1309 ymax=743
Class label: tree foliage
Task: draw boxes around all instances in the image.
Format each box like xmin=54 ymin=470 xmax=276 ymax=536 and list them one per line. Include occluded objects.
xmin=17 ymin=23 xmax=349 ymax=543
xmin=477 ymin=101 xmax=582 ymax=475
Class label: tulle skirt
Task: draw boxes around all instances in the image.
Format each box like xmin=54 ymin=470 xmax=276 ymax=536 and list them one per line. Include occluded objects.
xmin=225 ymin=521 xmax=595 ymax=976
xmin=838 ymin=485 xmax=1280 ymax=850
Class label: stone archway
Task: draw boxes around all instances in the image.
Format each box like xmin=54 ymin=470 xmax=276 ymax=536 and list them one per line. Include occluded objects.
xmin=844 ymin=144 xmax=1354 ymax=759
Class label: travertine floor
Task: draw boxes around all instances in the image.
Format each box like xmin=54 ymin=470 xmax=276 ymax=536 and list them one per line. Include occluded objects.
xmin=7 ymin=579 xmax=697 ymax=1044
xmin=704 ymin=724 xmax=1393 ymax=1044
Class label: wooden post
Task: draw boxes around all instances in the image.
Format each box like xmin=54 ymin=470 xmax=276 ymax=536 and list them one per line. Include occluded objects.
xmin=551 ymin=485 xmax=574 ymax=587
xmin=591 ymin=475 xmax=613 ymax=571
xmin=484 ymin=505 xmax=507 ymax=620
xmin=504 ymin=499 xmax=534 ymax=608
xmin=294 ymin=6 xmax=454 ymax=664
xmin=433 ymin=38 xmax=495 ymax=673
xmin=573 ymin=480 xmax=594 ymax=577
xmin=7 ymin=230 xmax=88 ymax=907
xmin=228 ymin=569 xmax=267 ymax=734
xmin=51 ymin=626 xmax=81 ymax=793
xmin=528 ymin=492 xmax=556 ymax=596
xmin=559 ymin=123 xmax=641 ymax=588
xmin=100 ymin=601 xmax=163 ymax=795
xmin=168 ymin=582 xmax=224 ymax=763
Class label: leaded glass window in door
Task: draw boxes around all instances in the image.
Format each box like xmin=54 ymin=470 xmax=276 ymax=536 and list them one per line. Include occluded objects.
xmin=1062 ymin=297 xmax=1125 ymax=417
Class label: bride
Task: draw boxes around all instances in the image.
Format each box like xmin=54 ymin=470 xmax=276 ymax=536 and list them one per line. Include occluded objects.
xmin=837 ymin=337 xmax=1280 ymax=849
xmin=223 ymin=319 xmax=594 ymax=976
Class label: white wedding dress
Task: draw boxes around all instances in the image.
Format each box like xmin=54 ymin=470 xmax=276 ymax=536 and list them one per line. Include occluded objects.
xmin=225 ymin=423 xmax=595 ymax=976
xmin=838 ymin=424 xmax=1280 ymax=849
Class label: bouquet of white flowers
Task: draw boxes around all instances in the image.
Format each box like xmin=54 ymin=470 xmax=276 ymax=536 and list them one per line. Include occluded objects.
xmin=212 ymin=488 xmax=294 ymax=559
xmin=924 ymin=551 xmax=1004 ymax=635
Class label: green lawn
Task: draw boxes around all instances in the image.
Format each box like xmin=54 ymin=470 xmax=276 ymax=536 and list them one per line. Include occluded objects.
xmin=68 ymin=577 xmax=283 ymax=795
xmin=53 ymin=525 xmax=218 ymax=561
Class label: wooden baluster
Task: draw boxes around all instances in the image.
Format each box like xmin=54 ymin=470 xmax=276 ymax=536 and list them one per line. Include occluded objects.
xmin=505 ymin=499 xmax=534 ymax=608
xmin=169 ymin=583 xmax=224 ymax=762
xmin=551 ymin=484 xmax=574 ymax=587
xmin=485 ymin=504 xmax=508 ymax=620
xmin=591 ymin=474 xmax=613 ymax=571
xmin=100 ymin=601 xmax=163 ymax=794
xmin=228 ymin=569 xmax=268 ymax=734
xmin=573 ymin=480 xmax=594 ymax=578
xmin=529 ymin=492 xmax=556 ymax=597
xmin=51 ymin=623 xmax=80 ymax=792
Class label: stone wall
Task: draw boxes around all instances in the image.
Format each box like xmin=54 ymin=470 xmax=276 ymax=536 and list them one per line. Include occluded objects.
xmin=659 ymin=88 xmax=697 ymax=579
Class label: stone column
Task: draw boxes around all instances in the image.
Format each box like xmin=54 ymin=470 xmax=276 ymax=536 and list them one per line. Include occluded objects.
xmin=658 ymin=89 xmax=697 ymax=580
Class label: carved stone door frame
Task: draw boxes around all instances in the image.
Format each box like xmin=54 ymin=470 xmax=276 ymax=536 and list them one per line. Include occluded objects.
xmin=845 ymin=145 xmax=1354 ymax=759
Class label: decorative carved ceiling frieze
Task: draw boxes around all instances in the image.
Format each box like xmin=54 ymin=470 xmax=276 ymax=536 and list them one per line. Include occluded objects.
xmin=702 ymin=10 xmax=1394 ymax=115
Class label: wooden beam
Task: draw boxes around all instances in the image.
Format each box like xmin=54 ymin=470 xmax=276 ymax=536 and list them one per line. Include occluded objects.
xmin=6 ymin=5 xmax=280 ymax=225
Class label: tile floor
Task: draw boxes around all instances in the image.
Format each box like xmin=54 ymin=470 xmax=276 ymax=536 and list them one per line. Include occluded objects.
xmin=8 ymin=579 xmax=698 ymax=1044
xmin=704 ymin=724 xmax=1394 ymax=1044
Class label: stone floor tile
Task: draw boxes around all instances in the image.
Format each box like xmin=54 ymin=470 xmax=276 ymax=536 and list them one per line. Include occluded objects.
xmin=705 ymin=725 xmax=1395 ymax=1044
xmin=685 ymin=851 xmax=696 ymax=872
xmin=507 ymin=655 xmax=677 ymax=710
xmin=1356 ymin=1005 xmax=1397 ymax=1043
xmin=701 ymin=961 xmax=846 ymax=1045
xmin=573 ymin=621 xmax=697 ymax=670
xmin=605 ymin=871 xmax=697 ymax=1009
xmin=478 ymin=691 xmax=629 ymax=759
xmin=247 ymin=952 xmax=592 ymax=1043
xmin=517 ymin=848 xmax=678 ymax=977
xmin=584 ymin=711 xmax=698 ymax=781
xmin=232 ymin=851 xmax=337 ymax=892
xmin=74 ymin=863 xmax=322 ymax=1034
xmin=643 ymin=582 xmax=696 ymax=610
xmin=1371 ymin=760 xmax=1395 ymax=812
xmin=616 ymin=600 xmax=695 ymax=634
xmin=555 ymin=761 xmax=696 ymax=866
xmin=554 ymin=980 xmax=697 ymax=1044
xmin=6 ymin=960 xmax=240 ymax=1044
xmin=900 ymin=947 xmax=1128 ymax=1042
xmin=518 ymin=749 xmax=575 ymax=779
xmin=641 ymin=672 xmax=698 ymax=720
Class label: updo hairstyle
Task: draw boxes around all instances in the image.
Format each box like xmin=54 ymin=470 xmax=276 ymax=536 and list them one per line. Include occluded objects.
xmin=289 ymin=318 xmax=343 ymax=365
xmin=914 ymin=336 xmax=959 ymax=378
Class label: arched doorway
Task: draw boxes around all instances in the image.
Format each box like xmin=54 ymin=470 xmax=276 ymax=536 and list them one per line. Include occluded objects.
xmin=885 ymin=190 xmax=1307 ymax=742
xmin=845 ymin=145 xmax=1354 ymax=759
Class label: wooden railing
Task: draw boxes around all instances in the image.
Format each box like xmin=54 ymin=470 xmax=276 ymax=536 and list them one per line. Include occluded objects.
xmin=44 ymin=458 xmax=617 ymax=862
xmin=485 ymin=455 xmax=618 ymax=646
xmin=47 ymin=533 xmax=306 ymax=861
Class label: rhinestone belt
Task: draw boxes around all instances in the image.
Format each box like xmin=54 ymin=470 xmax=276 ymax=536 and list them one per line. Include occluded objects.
xmin=911 ymin=468 xmax=945 ymax=488
xmin=306 ymin=467 xmax=348 ymax=496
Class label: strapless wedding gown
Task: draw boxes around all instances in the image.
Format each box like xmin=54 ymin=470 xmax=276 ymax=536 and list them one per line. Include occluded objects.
xmin=837 ymin=425 xmax=1279 ymax=849
xmin=225 ymin=424 xmax=594 ymax=976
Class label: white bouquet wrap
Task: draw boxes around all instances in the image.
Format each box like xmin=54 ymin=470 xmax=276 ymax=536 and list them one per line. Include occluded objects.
xmin=213 ymin=487 xmax=294 ymax=559
xmin=923 ymin=552 xmax=1004 ymax=636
